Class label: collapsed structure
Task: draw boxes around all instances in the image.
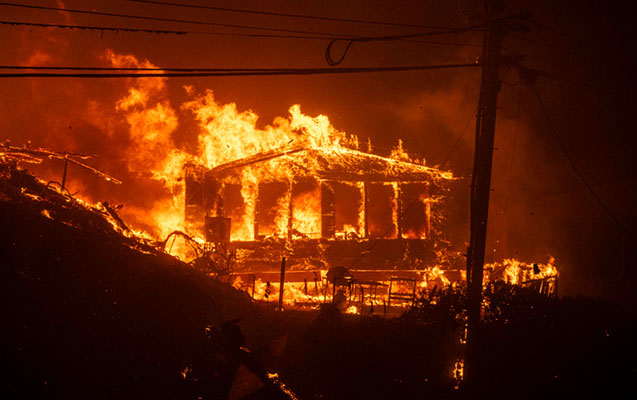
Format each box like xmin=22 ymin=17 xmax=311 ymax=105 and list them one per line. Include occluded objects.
xmin=183 ymin=144 xmax=455 ymax=272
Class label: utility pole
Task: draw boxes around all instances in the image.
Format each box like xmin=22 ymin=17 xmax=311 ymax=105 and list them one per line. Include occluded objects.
xmin=465 ymin=0 xmax=505 ymax=388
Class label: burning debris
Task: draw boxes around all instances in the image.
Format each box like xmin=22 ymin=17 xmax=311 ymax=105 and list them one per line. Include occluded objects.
xmin=485 ymin=258 xmax=558 ymax=296
xmin=0 ymin=141 xmax=122 ymax=188
xmin=0 ymin=156 xmax=154 ymax=254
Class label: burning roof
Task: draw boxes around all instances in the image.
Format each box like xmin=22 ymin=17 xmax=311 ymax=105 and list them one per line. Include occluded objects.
xmin=207 ymin=145 xmax=453 ymax=183
xmin=184 ymin=143 xmax=453 ymax=243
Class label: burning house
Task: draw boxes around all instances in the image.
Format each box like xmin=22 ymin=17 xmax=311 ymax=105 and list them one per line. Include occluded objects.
xmin=171 ymin=96 xmax=557 ymax=301
xmin=183 ymin=143 xmax=455 ymax=273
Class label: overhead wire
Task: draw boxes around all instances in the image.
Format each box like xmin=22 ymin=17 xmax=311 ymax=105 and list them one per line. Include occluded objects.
xmin=129 ymin=0 xmax=451 ymax=30
xmin=0 ymin=2 xmax=355 ymax=38
xmin=0 ymin=19 xmax=339 ymax=39
xmin=0 ymin=19 xmax=487 ymax=51
xmin=0 ymin=2 xmax=486 ymax=50
xmin=530 ymin=84 xmax=636 ymax=244
xmin=0 ymin=19 xmax=187 ymax=35
xmin=325 ymin=23 xmax=484 ymax=65
xmin=0 ymin=64 xmax=313 ymax=72
xmin=0 ymin=62 xmax=481 ymax=78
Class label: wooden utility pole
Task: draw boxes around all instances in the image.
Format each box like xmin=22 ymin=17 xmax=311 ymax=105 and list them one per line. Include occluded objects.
xmin=465 ymin=0 xmax=505 ymax=387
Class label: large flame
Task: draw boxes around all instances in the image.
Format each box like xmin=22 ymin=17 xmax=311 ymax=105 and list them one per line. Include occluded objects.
xmin=183 ymin=91 xmax=358 ymax=171
xmin=100 ymin=52 xmax=444 ymax=245
xmin=43 ymin=51 xmax=557 ymax=304
xmin=96 ymin=52 xmax=365 ymax=243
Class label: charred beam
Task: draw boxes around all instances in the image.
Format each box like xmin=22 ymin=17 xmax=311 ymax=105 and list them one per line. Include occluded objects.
xmin=101 ymin=201 xmax=130 ymax=232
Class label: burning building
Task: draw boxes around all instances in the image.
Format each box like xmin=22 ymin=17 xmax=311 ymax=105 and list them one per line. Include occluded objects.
xmin=183 ymin=142 xmax=455 ymax=273
xmin=169 ymin=93 xmax=556 ymax=299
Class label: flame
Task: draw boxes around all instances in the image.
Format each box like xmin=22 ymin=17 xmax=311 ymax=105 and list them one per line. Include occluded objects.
xmin=345 ymin=305 xmax=358 ymax=314
xmin=419 ymin=265 xmax=451 ymax=290
xmin=389 ymin=139 xmax=413 ymax=163
xmin=183 ymin=91 xmax=358 ymax=171
xmin=90 ymin=53 xmax=364 ymax=246
xmin=453 ymin=359 xmax=464 ymax=389
xmin=356 ymin=182 xmax=365 ymax=236
xmin=103 ymin=51 xmax=187 ymax=239
xmin=291 ymin=186 xmax=321 ymax=239
xmin=38 ymin=51 xmax=445 ymax=271
xmin=238 ymin=170 xmax=258 ymax=241
xmin=109 ymin=51 xmax=178 ymax=174
xmin=484 ymin=258 xmax=559 ymax=286
xmin=230 ymin=257 xmax=558 ymax=314
xmin=81 ymin=52 xmax=450 ymax=254
xmin=273 ymin=189 xmax=291 ymax=238
xmin=179 ymin=90 xmax=364 ymax=242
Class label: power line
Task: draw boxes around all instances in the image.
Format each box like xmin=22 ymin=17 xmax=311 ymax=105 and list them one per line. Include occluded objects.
xmin=0 ymin=62 xmax=481 ymax=78
xmin=530 ymin=83 xmax=636 ymax=244
xmin=0 ymin=19 xmax=485 ymax=46
xmin=0 ymin=19 xmax=187 ymax=35
xmin=0 ymin=2 xmax=353 ymax=38
xmin=0 ymin=65 xmax=310 ymax=72
xmin=129 ymin=0 xmax=451 ymax=30
xmin=325 ymin=23 xmax=484 ymax=65
xmin=0 ymin=19 xmax=330 ymax=39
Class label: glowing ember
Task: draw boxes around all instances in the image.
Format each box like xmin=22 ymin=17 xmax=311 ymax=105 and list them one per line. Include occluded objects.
xmin=453 ymin=359 xmax=464 ymax=389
